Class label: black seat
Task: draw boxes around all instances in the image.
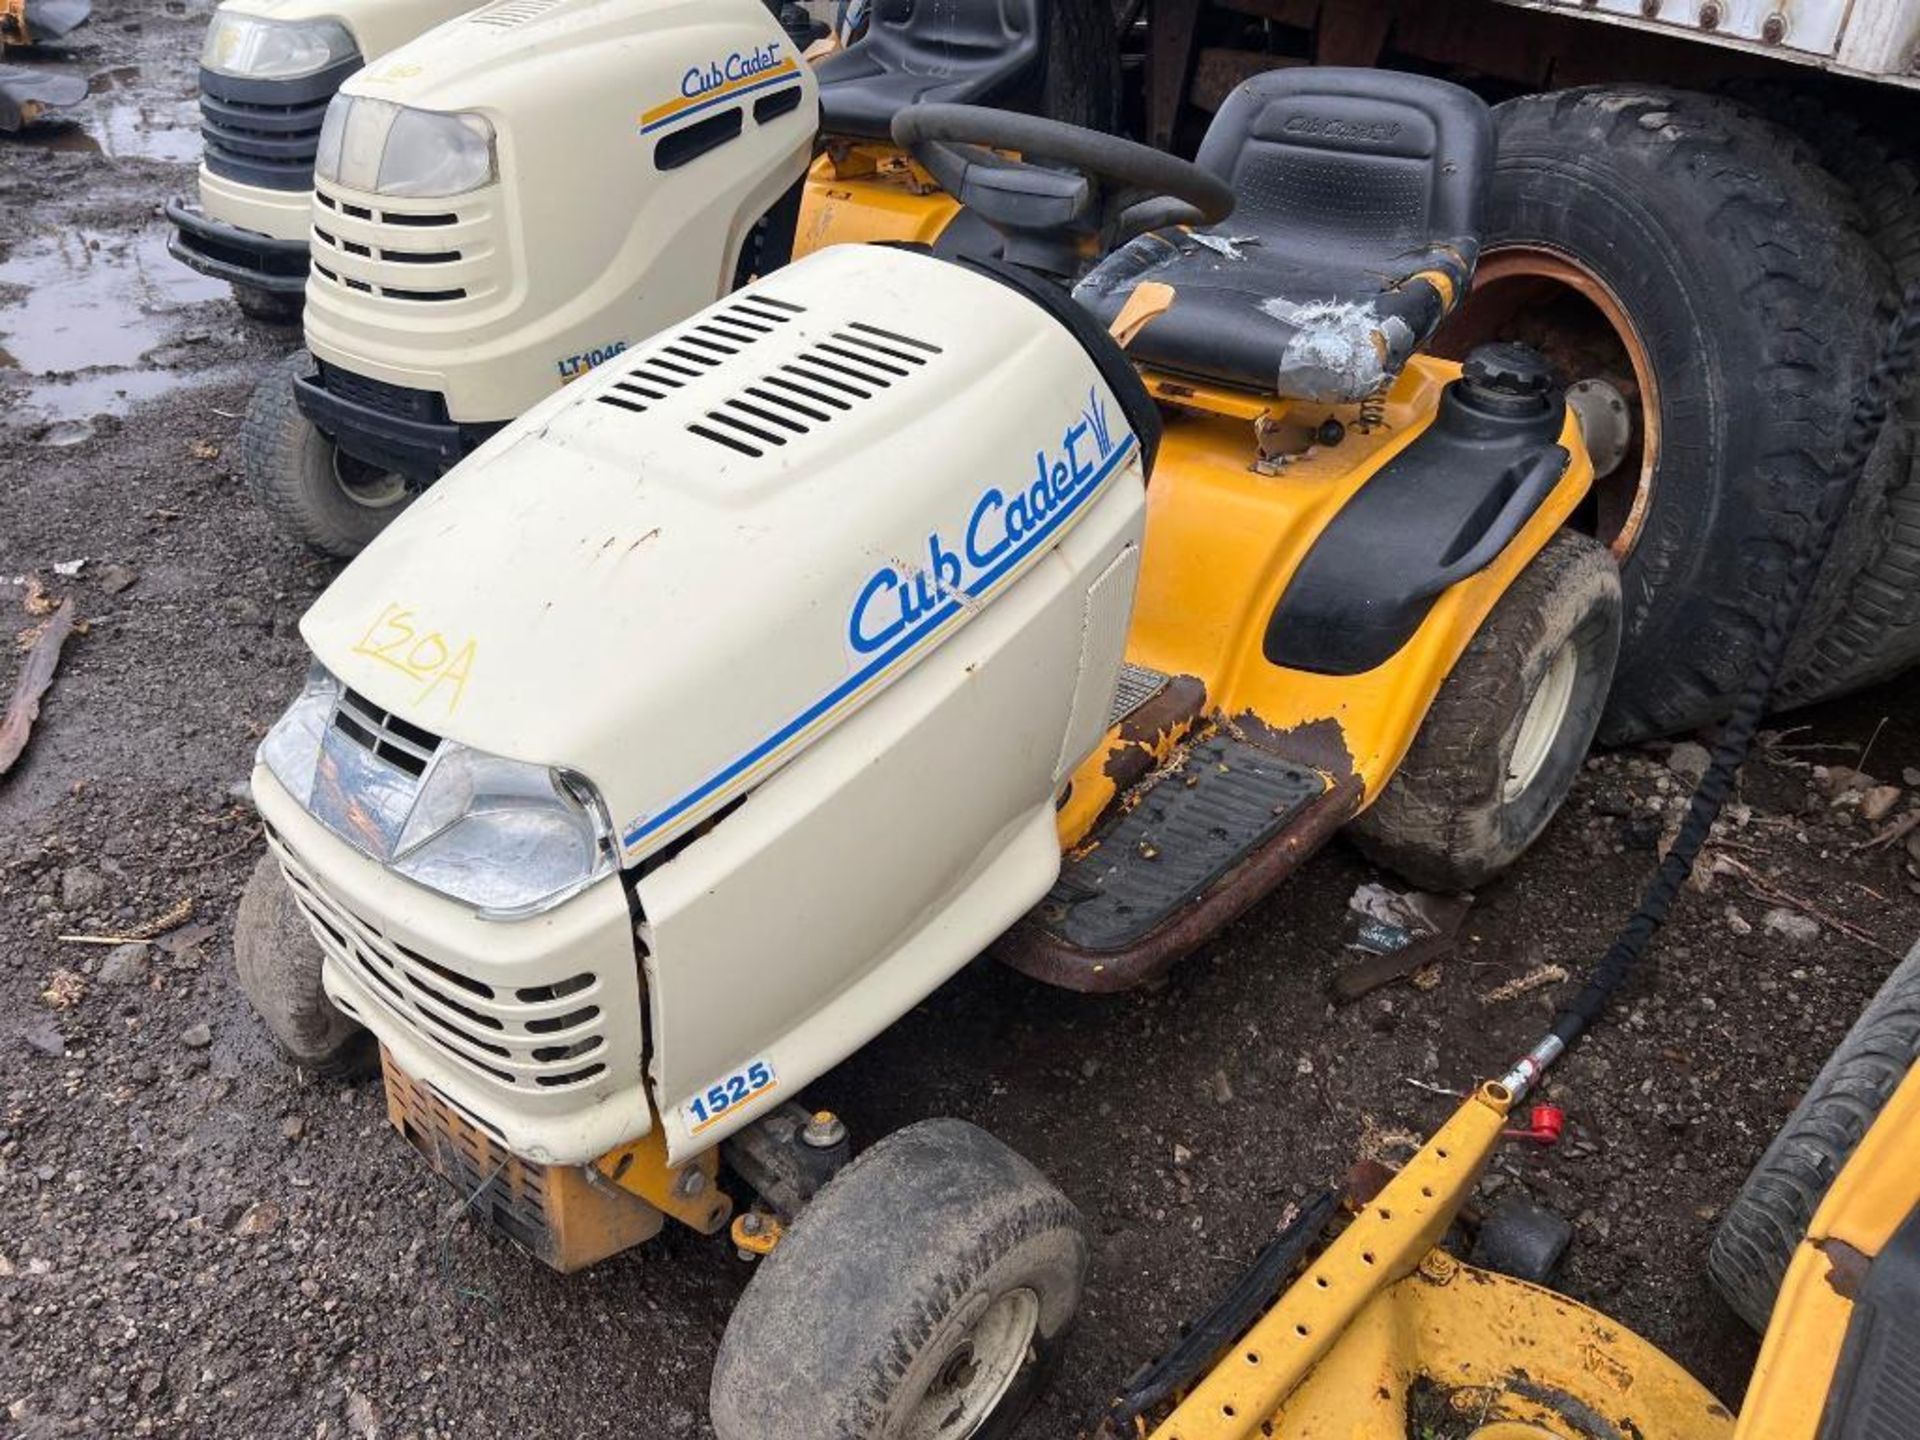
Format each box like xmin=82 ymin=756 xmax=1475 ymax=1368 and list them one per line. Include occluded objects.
xmin=1074 ymin=68 xmax=1492 ymax=404
xmin=816 ymin=0 xmax=1048 ymax=142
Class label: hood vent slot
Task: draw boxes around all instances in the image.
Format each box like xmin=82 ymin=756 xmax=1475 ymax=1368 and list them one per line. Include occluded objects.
xmin=594 ymin=295 xmax=805 ymax=416
xmin=469 ymin=0 xmax=565 ymax=28
xmin=685 ymin=322 xmax=942 ymax=459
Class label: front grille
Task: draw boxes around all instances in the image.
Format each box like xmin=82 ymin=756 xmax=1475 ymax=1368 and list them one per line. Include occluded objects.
xmin=311 ymin=186 xmax=476 ymax=303
xmin=198 ymin=57 xmax=359 ymax=192
xmin=266 ymin=828 xmax=611 ymax=1092
xmin=331 ymin=686 xmax=440 ymax=777
xmin=313 ymin=361 xmax=450 ymax=426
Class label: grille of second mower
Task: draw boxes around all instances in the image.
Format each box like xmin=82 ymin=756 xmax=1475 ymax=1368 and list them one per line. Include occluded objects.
xmin=1038 ymin=734 xmax=1325 ymax=953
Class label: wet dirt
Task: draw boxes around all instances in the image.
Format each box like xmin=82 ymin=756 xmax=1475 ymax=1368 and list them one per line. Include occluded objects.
xmin=0 ymin=0 xmax=242 ymax=437
xmin=3 ymin=5 xmax=1920 ymax=1439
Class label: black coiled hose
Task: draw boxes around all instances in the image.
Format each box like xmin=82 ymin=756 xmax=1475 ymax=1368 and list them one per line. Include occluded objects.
xmin=1548 ymin=282 xmax=1920 ymax=1057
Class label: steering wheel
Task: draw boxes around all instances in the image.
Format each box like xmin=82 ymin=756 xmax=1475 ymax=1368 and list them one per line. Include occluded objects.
xmin=890 ymin=105 xmax=1234 ymax=270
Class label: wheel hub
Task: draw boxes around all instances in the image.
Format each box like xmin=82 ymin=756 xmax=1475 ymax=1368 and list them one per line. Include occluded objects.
xmin=904 ymin=1287 xmax=1041 ymax=1439
xmin=1565 ymin=377 xmax=1632 ymax=480
xmin=1506 ymin=639 xmax=1579 ymax=803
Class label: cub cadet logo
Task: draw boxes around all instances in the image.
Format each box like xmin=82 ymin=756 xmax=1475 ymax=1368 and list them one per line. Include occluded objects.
xmin=640 ymin=41 xmax=798 ymax=134
xmin=557 ymin=340 xmax=627 ymax=382
xmin=848 ymin=391 xmax=1127 ymax=655
xmin=682 ymin=42 xmax=783 ymax=100
xmin=1281 ymin=113 xmax=1402 ymax=144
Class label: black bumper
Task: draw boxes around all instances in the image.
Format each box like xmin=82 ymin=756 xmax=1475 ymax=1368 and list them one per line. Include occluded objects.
xmin=294 ymin=361 xmax=497 ymax=482
xmin=165 ymin=198 xmax=310 ymax=295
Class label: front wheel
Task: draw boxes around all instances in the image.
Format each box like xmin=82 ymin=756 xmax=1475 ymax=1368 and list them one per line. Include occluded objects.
xmin=240 ymin=349 xmax=414 ymax=558
xmin=711 ymin=1119 xmax=1088 ymax=1440
xmin=231 ymin=283 xmax=302 ymax=327
xmin=1349 ymin=531 xmax=1622 ymax=892
xmin=233 ymin=854 xmax=373 ymax=1076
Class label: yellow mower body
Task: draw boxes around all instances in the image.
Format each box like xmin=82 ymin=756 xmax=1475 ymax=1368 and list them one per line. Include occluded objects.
xmin=1149 ymin=1066 xmax=1920 ymax=1440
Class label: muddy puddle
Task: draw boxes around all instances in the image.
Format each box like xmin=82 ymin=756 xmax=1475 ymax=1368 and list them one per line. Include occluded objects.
xmin=0 ymin=223 xmax=237 ymax=433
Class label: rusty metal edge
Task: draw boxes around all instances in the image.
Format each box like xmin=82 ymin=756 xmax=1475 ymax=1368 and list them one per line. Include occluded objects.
xmin=995 ymin=773 xmax=1365 ymax=994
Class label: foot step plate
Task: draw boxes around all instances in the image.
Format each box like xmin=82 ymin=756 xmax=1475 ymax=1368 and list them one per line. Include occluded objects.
xmin=1036 ymin=734 xmax=1326 ymax=953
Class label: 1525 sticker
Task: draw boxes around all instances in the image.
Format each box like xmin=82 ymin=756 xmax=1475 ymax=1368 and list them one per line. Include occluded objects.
xmin=685 ymin=1057 xmax=777 ymax=1134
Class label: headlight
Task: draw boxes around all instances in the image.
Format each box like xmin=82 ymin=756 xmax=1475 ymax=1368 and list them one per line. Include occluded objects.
xmin=258 ymin=665 xmax=615 ymax=919
xmin=315 ymin=94 xmax=496 ymax=198
xmin=201 ymin=11 xmax=357 ymax=80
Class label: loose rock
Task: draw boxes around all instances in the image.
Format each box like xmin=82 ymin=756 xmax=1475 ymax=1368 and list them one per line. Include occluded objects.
xmin=1666 ymin=741 xmax=1710 ymax=785
xmin=180 ymin=1022 xmax=212 ymax=1049
xmin=1761 ymin=908 xmax=1821 ymax=946
xmin=97 ymin=942 xmax=150 ymax=986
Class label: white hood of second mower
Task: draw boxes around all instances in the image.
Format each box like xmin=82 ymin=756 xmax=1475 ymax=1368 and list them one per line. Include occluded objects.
xmin=300 ymin=244 xmax=1145 ymax=864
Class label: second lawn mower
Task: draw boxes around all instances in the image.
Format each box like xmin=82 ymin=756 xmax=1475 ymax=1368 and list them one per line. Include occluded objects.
xmin=236 ymin=68 xmax=1616 ymax=1439
xmin=241 ymin=0 xmax=1108 ymax=556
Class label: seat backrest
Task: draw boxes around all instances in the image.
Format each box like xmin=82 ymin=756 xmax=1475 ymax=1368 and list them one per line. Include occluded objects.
xmin=816 ymin=0 xmax=1047 ymax=141
xmin=1194 ymin=68 xmax=1492 ymax=263
xmin=864 ymin=0 xmax=1044 ymax=70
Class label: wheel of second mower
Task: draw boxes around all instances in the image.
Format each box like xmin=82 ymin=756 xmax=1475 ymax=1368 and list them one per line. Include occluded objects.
xmin=231 ymin=283 xmax=302 ymax=327
xmin=711 ymin=1119 xmax=1088 ymax=1440
xmin=241 ymin=349 xmax=414 ymax=558
xmin=1709 ymin=942 xmax=1920 ymax=1332
xmin=1348 ymin=531 xmax=1621 ymax=892
xmin=233 ymin=853 xmax=374 ymax=1076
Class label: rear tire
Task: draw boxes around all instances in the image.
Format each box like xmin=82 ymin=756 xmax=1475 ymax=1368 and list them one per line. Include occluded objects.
xmin=1734 ymin=94 xmax=1920 ymax=707
xmin=1708 ymin=942 xmax=1920 ymax=1332
xmin=1349 ymin=531 xmax=1621 ymax=892
xmin=711 ymin=1119 xmax=1088 ymax=1440
xmin=1040 ymin=0 xmax=1118 ymax=133
xmin=1471 ymin=88 xmax=1897 ymax=743
xmin=241 ymin=349 xmax=413 ymax=558
xmin=233 ymin=854 xmax=373 ymax=1077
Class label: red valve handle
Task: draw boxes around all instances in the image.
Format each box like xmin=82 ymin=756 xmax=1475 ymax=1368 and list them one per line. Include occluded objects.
xmin=1502 ymin=1104 xmax=1565 ymax=1145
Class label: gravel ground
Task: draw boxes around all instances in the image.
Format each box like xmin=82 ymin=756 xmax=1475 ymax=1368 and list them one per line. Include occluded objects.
xmin=4 ymin=6 xmax=1920 ymax=1437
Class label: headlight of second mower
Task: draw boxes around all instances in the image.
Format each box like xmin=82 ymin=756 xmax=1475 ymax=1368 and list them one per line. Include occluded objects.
xmin=315 ymin=93 xmax=497 ymax=199
xmin=259 ymin=665 xmax=615 ymax=920
xmin=201 ymin=11 xmax=358 ymax=80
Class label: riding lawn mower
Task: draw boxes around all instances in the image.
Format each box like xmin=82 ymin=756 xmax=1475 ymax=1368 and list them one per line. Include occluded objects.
xmin=238 ymin=0 xmax=1110 ymax=555
xmin=166 ymin=0 xmax=482 ymax=321
xmin=233 ymin=58 xmax=1629 ymax=1438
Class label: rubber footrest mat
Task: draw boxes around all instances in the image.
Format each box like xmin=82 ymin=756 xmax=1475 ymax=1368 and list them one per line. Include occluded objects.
xmin=1037 ymin=734 xmax=1325 ymax=953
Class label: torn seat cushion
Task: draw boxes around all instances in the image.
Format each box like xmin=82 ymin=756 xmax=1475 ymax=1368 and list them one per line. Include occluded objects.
xmin=1073 ymin=68 xmax=1492 ymax=403
xmin=815 ymin=0 xmax=1047 ymax=143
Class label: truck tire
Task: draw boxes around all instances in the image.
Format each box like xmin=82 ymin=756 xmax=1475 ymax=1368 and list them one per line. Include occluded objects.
xmin=1458 ymin=88 xmax=1897 ymax=743
xmin=233 ymin=854 xmax=374 ymax=1076
xmin=1732 ymin=94 xmax=1920 ymax=707
xmin=1708 ymin=942 xmax=1920 ymax=1332
xmin=711 ymin=1119 xmax=1088 ymax=1440
xmin=1349 ymin=532 xmax=1620 ymax=892
xmin=1041 ymin=0 xmax=1118 ymax=133
xmin=241 ymin=349 xmax=414 ymax=558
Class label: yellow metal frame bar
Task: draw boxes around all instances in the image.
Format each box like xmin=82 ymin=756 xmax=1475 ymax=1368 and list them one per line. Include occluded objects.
xmin=1149 ymin=1084 xmax=1512 ymax=1438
